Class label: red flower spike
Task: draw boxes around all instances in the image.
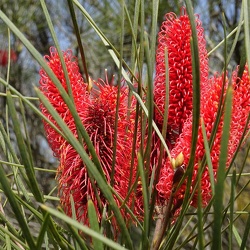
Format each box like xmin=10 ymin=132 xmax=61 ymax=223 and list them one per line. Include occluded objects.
xmin=152 ymin=10 xmax=208 ymax=219
xmin=57 ymin=79 xmax=141 ymax=230
xmin=39 ymin=47 xmax=87 ymax=157
xmin=154 ymin=9 xmax=208 ymax=147
xmin=157 ymin=65 xmax=250 ymax=214
xmin=40 ymin=48 xmax=141 ymax=231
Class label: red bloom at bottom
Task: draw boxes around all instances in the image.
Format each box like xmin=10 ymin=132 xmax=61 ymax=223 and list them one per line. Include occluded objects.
xmin=157 ymin=65 xmax=250 ymax=217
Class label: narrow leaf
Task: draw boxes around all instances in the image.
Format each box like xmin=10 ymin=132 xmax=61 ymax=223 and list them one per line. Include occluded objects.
xmin=6 ymin=91 xmax=43 ymax=202
xmin=138 ymin=153 xmax=149 ymax=249
xmin=0 ymin=163 xmax=36 ymax=249
xmin=88 ymin=199 xmax=104 ymax=250
xmin=240 ymin=212 xmax=250 ymax=250
xmin=201 ymin=118 xmax=215 ymax=195
xmin=229 ymin=167 xmax=236 ymax=250
xmin=40 ymin=204 xmax=128 ymax=250
xmin=212 ymin=86 xmax=233 ymax=250
xmin=36 ymin=213 xmax=50 ymax=250
xmin=197 ymin=165 xmax=204 ymax=250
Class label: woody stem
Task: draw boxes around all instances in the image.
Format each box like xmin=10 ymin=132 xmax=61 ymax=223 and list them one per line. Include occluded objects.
xmin=150 ymin=192 xmax=174 ymax=250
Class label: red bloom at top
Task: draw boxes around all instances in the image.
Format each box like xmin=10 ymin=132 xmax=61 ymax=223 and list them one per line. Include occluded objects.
xmin=154 ymin=9 xmax=208 ymax=147
xmin=39 ymin=47 xmax=87 ymax=157
xmin=156 ymin=65 xmax=250 ymax=214
xmin=39 ymin=47 xmax=141 ymax=231
xmin=0 ymin=50 xmax=17 ymax=66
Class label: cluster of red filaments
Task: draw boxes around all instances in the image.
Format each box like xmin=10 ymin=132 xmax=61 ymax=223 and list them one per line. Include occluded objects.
xmin=40 ymin=8 xmax=250 ymax=232
xmin=154 ymin=9 xmax=250 ymax=219
xmin=40 ymin=48 xmax=141 ymax=232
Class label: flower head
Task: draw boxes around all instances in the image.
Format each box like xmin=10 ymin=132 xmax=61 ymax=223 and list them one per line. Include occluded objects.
xmin=157 ymin=65 xmax=250 ymax=214
xmin=57 ymin=79 xmax=141 ymax=228
xmin=40 ymin=47 xmax=141 ymax=231
xmin=39 ymin=47 xmax=87 ymax=157
xmin=152 ymin=10 xmax=209 ymax=218
xmin=154 ymin=9 xmax=208 ymax=147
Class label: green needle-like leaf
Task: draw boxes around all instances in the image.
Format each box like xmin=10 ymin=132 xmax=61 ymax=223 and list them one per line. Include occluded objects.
xmin=201 ymin=118 xmax=215 ymax=195
xmin=40 ymin=204 xmax=128 ymax=250
xmin=212 ymin=86 xmax=233 ymax=250
xmin=88 ymin=199 xmax=104 ymax=250
xmin=36 ymin=213 xmax=50 ymax=250
xmin=138 ymin=153 xmax=149 ymax=249
xmin=0 ymin=163 xmax=36 ymax=249
xmin=240 ymin=212 xmax=250 ymax=250
xmin=6 ymin=91 xmax=43 ymax=202
xmin=229 ymin=167 xmax=236 ymax=250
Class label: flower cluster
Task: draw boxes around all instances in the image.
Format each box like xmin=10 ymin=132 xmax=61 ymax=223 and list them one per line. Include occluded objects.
xmin=39 ymin=8 xmax=250 ymax=233
xmin=154 ymin=11 xmax=208 ymax=148
xmin=154 ymin=10 xmax=250 ymax=218
xmin=40 ymin=48 xmax=142 ymax=231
